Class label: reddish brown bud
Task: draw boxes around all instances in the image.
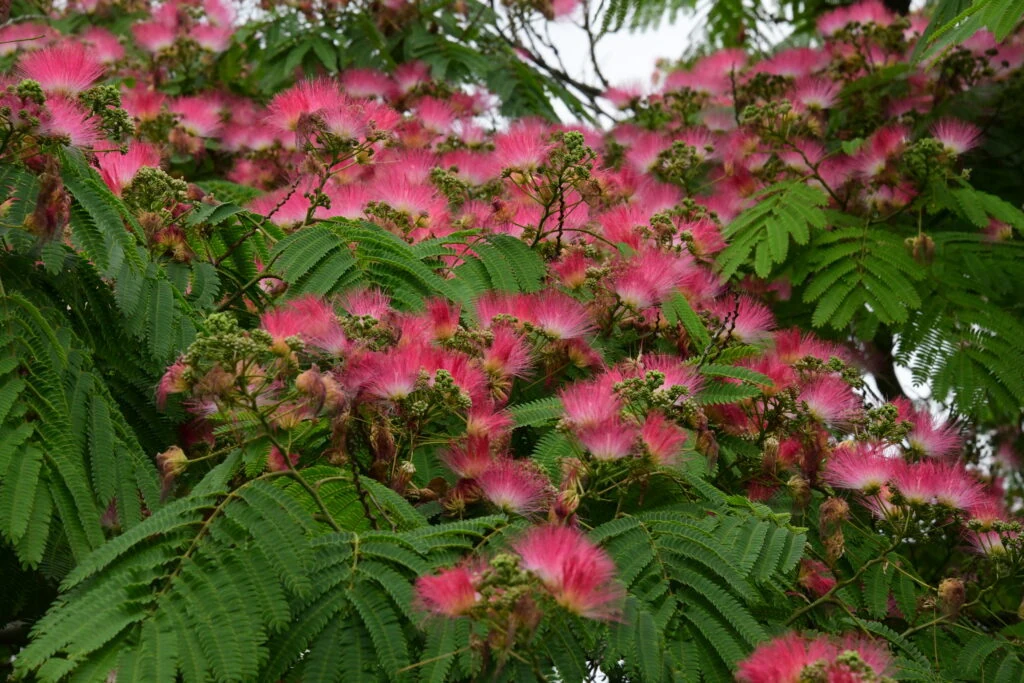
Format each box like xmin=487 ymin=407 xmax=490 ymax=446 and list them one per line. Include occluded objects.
xmin=907 ymin=234 xmax=935 ymax=265
xmin=938 ymin=577 xmax=965 ymax=618
xmin=819 ymin=497 xmax=850 ymax=530
xmin=156 ymin=445 xmax=188 ymax=479
xmin=295 ymin=366 xmax=324 ymax=395
xmin=787 ymin=474 xmax=811 ymax=509
xmin=26 ymin=156 xmax=70 ymax=242
xmin=762 ymin=436 xmax=780 ymax=471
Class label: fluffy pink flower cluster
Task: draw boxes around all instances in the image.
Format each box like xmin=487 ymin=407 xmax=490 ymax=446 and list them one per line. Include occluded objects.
xmin=133 ymin=0 xmax=235 ymax=54
xmin=415 ymin=525 xmax=623 ymax=620
xmin=737 ymin=631 xmax=893 ymax=682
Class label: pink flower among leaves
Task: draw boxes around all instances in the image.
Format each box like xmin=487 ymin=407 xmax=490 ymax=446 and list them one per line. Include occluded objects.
xmin=481 ymin=326 xmax=532 ymax=380
xmin=893 ymin=398 xmax=962 ymax=460
xmin=340 ymin=288 xmax=392 ymax=320
xmin=259 ymin=296 xmax=348 ymax=356
xmin=265 ymin=79 xmax=348 ymax=133
xmin=930 ymin=118 xmax=982 ymax=157
xmin=639 ymin=413 xmax=688 ymax=465
xmin=476 ymin=458 xmax=552 ymax=515
xmin=798 ymin=559 xmax=837 ymax=597
xmin=709 ymin=296 xmax=776 ymax=345
xmin=267 ymin=445 xmax=299 ymax=472
xmin=494 ymin=121 xmax=551 ymax=170
xmin=82 ymin=27 xmax=125 ymax=64
xmin=514 ymin=525 xmax=623 ymax=620
xmin=824 ymin=442 xmax=895 ymax=494
xmin=96 ymin=142 xmax=162 ymax=195
xmin=560 ymin=377 xmax=622 ymax=429
xmin=518 ymin=292 xmax=595 ymax=341
xmin=577 ymin=418 xmax=638 ymax=461
xmin=737 ymin=631 xmax=892 ymax=683
xmin=18 ymin=43 xmax=103 ymax=94
xmin=892 ymin=459 xmax=984 ymax=510
xmin=798 ymin=376 xmax=861 ymax=426
xmin=442 ymin=436 xmax=495 ymax=479
xmin=415 ymin=565 xmax=481 ymax=617
xmin=40 ymin=96 xmax=102 ymax=148
xmin=132 ymin=21 xmax=177 ymax=54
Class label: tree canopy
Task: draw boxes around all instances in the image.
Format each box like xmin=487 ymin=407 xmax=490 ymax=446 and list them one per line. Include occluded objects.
xmin=1 ymin=0 xmax=1023 ymax=681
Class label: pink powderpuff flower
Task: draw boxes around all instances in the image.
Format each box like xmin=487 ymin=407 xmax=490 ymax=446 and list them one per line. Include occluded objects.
xmin=424 ymin=299 xmax=461 ymax=341
xmin=476 ymin=458 xmax=552 ymax=515
xmin=339 ymin=289 xmax=392 ymax=320
xmin=0 ymin=23 xmax=52 ymax=56
xmin=260 ymin=296 xmax=348 ymax=355
xmin=416 ymin=96 xmax=456 ymax=135
xmin=204 ymin=0 xmax=237 ymax=26
xmin=624 ymin=130 xmax=669 ymax=172
xmin=965 ymin=530 xmax=1011 ymax=556
xmin=40 ymin=96 xmax=102 ymax=147
xmin=824 ymin=442 xmax=895 ymax=494
xmin=551 ymin=0 xmax=580 ymax=18
xmin=930 ymin=118 xmax=981 ymax=156
xmin=82 ymin=27 xmax=125 ymax=64
xmin=895 ymin=460 xmax=985 ymax=510
xmin=737 ymin=631 xmax=826 ymax=683
xmin=893 ymin=398 xmax=962 ymax=460
xmin=604 ymin=82 xmax=645 ymax=109
xmin=577 ymin=419 xmax=638 ymax=461
xmin=737 ymin=632 xmax=892 ymax=683
xmin=798 ymin=376 xmax=861 ymax=426
xmin=791 ymin=77 xmax=841 ymax=111
xmin=267 ymin=445 xmax=299 ymax=472
xmin=640 ymin=413 xmax=688 ymax=465
xmin=341 ymin=68 xmax=396 ymax=99
xmin=967 ymin=495 xmax=1007 ymax=530
xmin=481 ymin=326 xmax=532 ymax=380
xmin=132 ymin=21 xmax=178 ymax=54
xmin=373 ymin=177 xmax=447 ymax=220
xmin=517 ymin=292 xmax=594 ymax=341
xmin=265 ymin=79 xmax=348 ymax=133
xmin=710 ymin=296 xmax=776 ymax=345
xmin=611 ymin=249 xmax=692 ymax=309
xmin=773 ymin=328 xmax=846 ymax=365
xmin=442 ymin=436 xmax=495 ymax=479
xmin=678 ymin=217 xmax=726 ymax=256
xmin=514 ymin=525 xmax=623 ymax=619
xmin=494 ymin=121 xmax=552 ymax=170
xmin=622 ymin=354 xmax=705 ymax=398
xmin=465 ymin=410 xmax=514 ymax=441
xmin=170 ymin=96 xmax=223 ymax=138
xmin=193 ymin=24 xmax=234 ymax=53
xmin=754 ymin=47 xmax=829 ymax=78
xmin=415 ymin=565 xmax=481 ymax=617
xmin=551 ymin=250 xmax=591 ymax=289
xmin=394 ymin=61 xmax=431 ymax=94
xmin=362 ymin=344 xmax=428 ymax=400
xmin=121 ymin=86 xmax=166 ymax=121
xmin=798 ymin=559 xmax=836 ymax=597
xmin=156 ymin=357 xmax=189 ymax=408
xmin=857 ymin=124 xmax=908 ymax=177
xmin=441 ymin=149 xmax=500 ymax=185
xmin=560 ymin=377 xmax=621 ymax=429
xmin=817 ymin=0 xmax=893 ymax=36
xmin=778 ymin=139 xmax=827 ymax=174
xmin=19 ymin=43 xmax=104 ymax=95
xmin=96 ymin=142 xmax=162 ymax=195
xmin=434 ymin=350 xmax=489 ymax=405
xmin=248 ymin=185 xmax=319 ymax=227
